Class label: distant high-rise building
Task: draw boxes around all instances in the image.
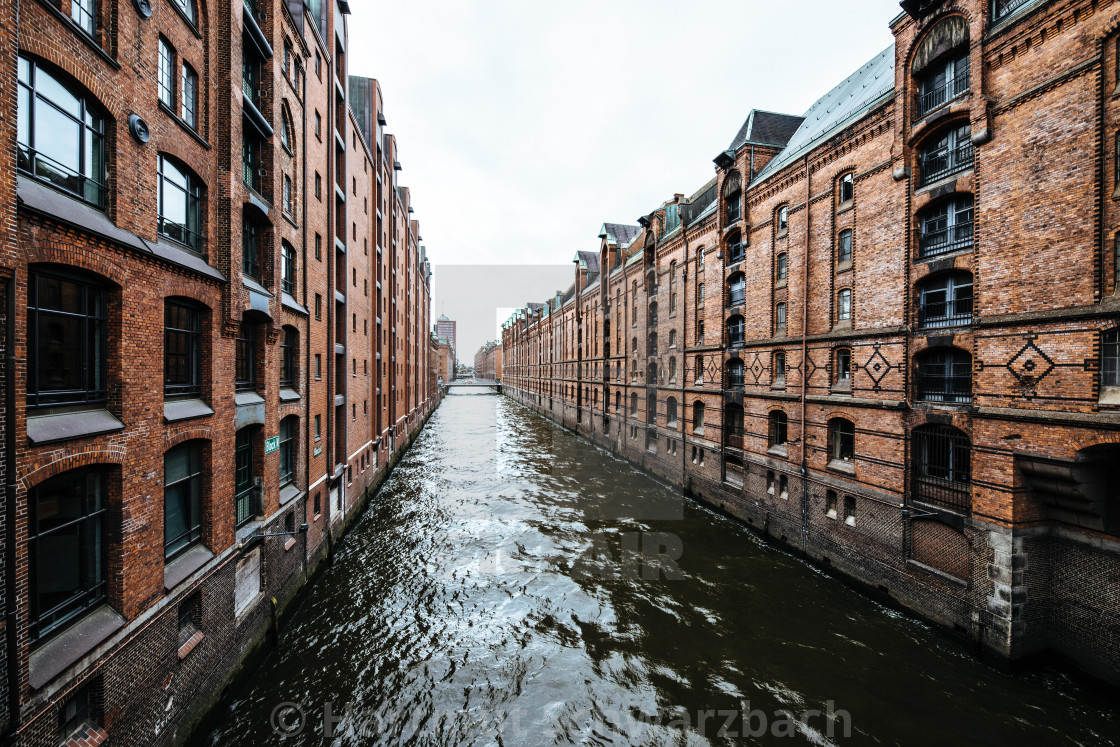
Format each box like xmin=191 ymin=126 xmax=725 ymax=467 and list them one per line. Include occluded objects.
xmin=436 ymin=314 xmax=457 ymax=355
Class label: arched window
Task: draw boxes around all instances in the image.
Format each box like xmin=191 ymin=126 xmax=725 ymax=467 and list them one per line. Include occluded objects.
xmin=280 ymin=105 xmax=295 ymax=153
xmin=776 ymin=253 xmax=788 ymax=283
xmin=837 ymin=289 xmax=852 ymax=322
xmin=728 ymin=272 xmax=746 ymax=306
xmin=727 ymin=358 xmax=744 ymax=389
xmin=669 ymin=329 xmax=677 ymax=348
xmin=692 ymin=401 xmax=705 ymax=433
xmin=630 ymin=392 xmax=638 ymax=416
xmin=615 ymin=391 xmax=621 ymax=411
xmin=668 ymin=356 xmax=677 ymax=382
xmin=725 ymin=403 xmax=744 ymax=448
xmin=775 ymin=302 xmax=787 ymax=331
xmin=1103 ymin=327 xmax=1120 ymax=390
xmin=159 ymin=156 xmax=204 ymax=252
xmin=165 ymin=299 xmax=203 ymax=399
xmin=920 ymin=122 xmax=972 ymax=185
xmin=647 ymin=361 xmax=658 ymax=385
xmin=17 ymin=56 xmax=107 ymax=207
xmin=918 ymin=271 xmax=973 ymax=328
xmin=768 ymin=410 xmax=788 ymax=448
xmin=828 ymin=418 xmax=855 ymax=464
xmin=834 ymin=348 xmax=852 ymax=388
xmin=773 ymin=351 xmax=786 ymax=386
xmin=171 ymin=0 xmax=197 ymax=25
xmin=697 ymin=283 xmax=705 ymax=304
xmin=838 ymin=229 xmax=853 ymax=263
xmin=912 ymin=425 xmax=971 ymax=512
xmin=728 ymin=315 xmax=745 ymax=347
xmin=913 ymin=15 xmax=969 ymax=117
xmin=724 ymin=170 xmax=742 ymax=224
xmin=695 ymin=355 xmax=704 ymax=383
xmin=666 ymin=397 xmax=678 ymax=426
xmin=916 ymin=348 xmax=971 ymax=403
xmin=281 ymin=241 xmax=297 ymax=294
xmin=29 ymin=467 xmax=109 ymax=640
xmin=777 ymin=205 xmax=789 ymax=233
xmin=280 ymin=326 xmax=299 ymax=389
xmin=838 ymin=172 xmax=854 ymax=204
xmin=28 ymin=268 xmax=108 ymax=408
xmin=726 ymin=230 xmax=745 ymax=265
xmin=165 ymin=441 xmax=204 ymax=559
xmin=919 ymin=195 xmax=974 ymax=257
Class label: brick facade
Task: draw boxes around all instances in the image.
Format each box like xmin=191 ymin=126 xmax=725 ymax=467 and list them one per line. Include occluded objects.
xmin=504 ymin=0 xmax=1120 ymax=687
xmin=0 ymin=1 xmax=438 ymax=744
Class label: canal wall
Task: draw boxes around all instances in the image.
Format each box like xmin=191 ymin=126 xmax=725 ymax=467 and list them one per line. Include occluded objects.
xmin=501 ymin=387 xmax=1120 ymax=688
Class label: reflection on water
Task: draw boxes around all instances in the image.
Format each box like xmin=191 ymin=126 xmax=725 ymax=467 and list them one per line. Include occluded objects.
xmin=202 ymin=393 xmax=1118 ymax=746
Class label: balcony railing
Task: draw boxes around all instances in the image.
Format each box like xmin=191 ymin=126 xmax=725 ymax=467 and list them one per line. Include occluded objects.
xmin=919 ymin=220 xmax=973 ymax=257
xmin=728 ymin=289 xmax=745 ymax=307
xmin=920 ymin=141 xmax=974 ymax=186
xmin=18 ymin=144 xmax=105 ymax=207
xmin=916 ymin=70 xmax=969 ymax=118
xmin=726 ymin=201 xmax=741 ymax=225
xmin=918 ymin=296 xmax=973 ymax=328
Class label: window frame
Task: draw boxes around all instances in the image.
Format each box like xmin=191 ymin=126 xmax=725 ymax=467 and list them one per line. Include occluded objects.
xmin=918 ymin=272 xmax=974 ymax=328
xmin=919 ymin=195 xmax=974 ymax=257
xmin=916 ymin=347 xmax=973 ymax=403
xmin=838 ymin=172 xmax=854 ymax=204
xmin=278 ymin=417 xmax=297 ymax=486
xmin=235 ymin=322 xmax=258 ymax=391
xmin=280 ymin=326 xmax=298 ymax=388
xmin=28 ymin=268 xmax=108 ymax=409
xmin=838 ymin=229 xmax=853 ymax=264
xmin=768 ymin=410 xmax=788 ymax=449
xmin=29 ymin=468 xmax=109 ymax=641
xmin=164 ymin=442 xmax=203 ymax=560
xmin=158 ymin=155 xmax=204 ymax=252
xmin=181 ymin=62 xmax=198 ymax=129
xmin=829 ymin=418 xmax=856 ymax=464
xmin=164 ymin=300 xmax=203 ymax=399
xmin=837 ymin=288 xmax=852 ymax=322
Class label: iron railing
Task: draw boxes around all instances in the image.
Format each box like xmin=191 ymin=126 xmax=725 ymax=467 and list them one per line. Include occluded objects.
xmin=918 ymin=294 xmax=973 ymax=328
xmin=917 ymin=355 xmax=972 ymax=403
xmin=912 ymin=426 xmax=972 ymax=512
xmin=920 ymin=141 xmax=974 ymax=186
xmin=18 ymin=144 xmax=105 ymax=208
xmin=920 ymin=219 xmax=973 ymax=257
xmin=916 ymin=68 xmax=969 ymax=118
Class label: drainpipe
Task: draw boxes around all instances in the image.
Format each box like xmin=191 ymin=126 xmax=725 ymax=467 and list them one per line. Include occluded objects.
xmin=800 ymin=155 xmax=811 ymax=540
xmin=6 ymin=0 xmax=22 ymax=732
xmin=300 ymin=47 xmax=310 ymax=566
xmin=5 ymin=272 xmax=19 ymax=739
xmin=680 ymin=204 xmax=689 ymax=488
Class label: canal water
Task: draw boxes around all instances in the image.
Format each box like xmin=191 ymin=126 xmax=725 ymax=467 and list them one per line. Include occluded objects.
xmin=201 ymin=393 xmax=1118 ymax=746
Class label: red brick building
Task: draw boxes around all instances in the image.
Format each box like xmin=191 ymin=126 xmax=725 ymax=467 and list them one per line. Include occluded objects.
xmin=473 ymin=340 xmax=502 ymax=381
xmin=505 ymin=0 xmax=1120 ymax=687
xmin=0 ymin=0 xmax=437 ymax=743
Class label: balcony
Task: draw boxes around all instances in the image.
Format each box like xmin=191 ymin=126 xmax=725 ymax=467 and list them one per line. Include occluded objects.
xmin=918 ymin=296 xmax=973 ymax=329
xmin=919 ymin=221 xmax=973 ymax=258
xmin=916 ymin=69 xmax=969 ymax=118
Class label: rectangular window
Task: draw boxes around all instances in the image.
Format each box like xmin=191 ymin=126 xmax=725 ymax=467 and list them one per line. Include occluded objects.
xmin=283 ymin=174 xmax=293 ymax=215
xmin=165 ymin=442 xmax=203 ymax=559
xmin=234 ymin=429 xmax=257 ymax=527
xmin=835 ymin=348 xmax=851 ymax=386
xmin=28 ymin=271 xmax=107 ymax=407
xmin=837 ymin=289 xmax=852 ymax=321
xmin=242 ymin=220 xmax=260 ymax=279
xmin=315 ymin=414 xmax=322 ymax=440
xmin=315 ymin=354 xmax=322 ymax=380
xmin=315 ymin=110 xmax=322 ymax=138
xmin=181 ymin=64 xmax=198 ymax=128
xmin=774 ymin=352 xmax=786 ymax=385
xmin=315 ymin=172 xmax=322 ymax=200
xmin=159 ymin=38 xmax=175 ymax=108
xmin=315 ymin=294 xmax=322 ymax=320
xmin=71 ymin=0 xmax=97 ymax=36
xmin=30 ymin=469 xmax=107 ymax=640
xmin=920 ymin=197 xmax=974 ymax=257
xmin=838 ymin=230 xmax=852 ymax=263
xmin=1104 ymin=330 xmax=1120 ymax=388
xmin=235 ymin=323 xmax=257 ymax=391
xmin=164 ymin=301 xmax=202 ymax=398
xmin=315 ymin=233 xmax=323 ymax=260
xmin=280 ymin=328 xmax=297 ymax=387
xmin=158 ymin=155 xmax=203 ymax=251
xmin=278 ymin=418 xmax=295 ymax=485
xmin=282 ymin=243 xmax=296 ymax=295
xmin=776 ymin=303 xmax=787 ymax=330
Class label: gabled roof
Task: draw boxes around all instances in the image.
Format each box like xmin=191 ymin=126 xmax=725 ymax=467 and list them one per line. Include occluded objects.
xmin=599 ymin=222 xmax=642 ymax=246
xmin=683 ymin=178 xmax=718 ymax=225
xmin=575 ymin=251 xmax=600 ymax=272
xmin=728 ymin=110 xmax=805 ymax=152
xmin=753 ymin=44 xmax=895 ymax=185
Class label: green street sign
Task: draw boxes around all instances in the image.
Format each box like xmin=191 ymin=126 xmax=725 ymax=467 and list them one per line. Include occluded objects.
xmin=265 ymin=436 xmax=280 ymax=454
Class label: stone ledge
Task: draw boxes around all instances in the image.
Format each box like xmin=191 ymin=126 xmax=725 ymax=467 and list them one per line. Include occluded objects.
xmin=29 ymin=606 xmax=125 ymax=691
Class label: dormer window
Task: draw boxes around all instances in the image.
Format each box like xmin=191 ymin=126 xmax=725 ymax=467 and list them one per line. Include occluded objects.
xmin=724 ymin=171 xmax=742 ymax=225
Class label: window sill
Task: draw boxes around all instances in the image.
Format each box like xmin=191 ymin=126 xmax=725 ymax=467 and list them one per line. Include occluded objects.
xmin=776 ymin=229 xmax=788 ymax=239
xmin=164 ymin=398 xmax=214 ymax=423
xmin=61 ymin=721 xmax=108 ymax=747
xmin=27 ymin=408 xmax=124 ymax=445
xmin=281 ymin=292 xmax=309 ymax=315
xmin=833 ymin=320 xmax=852 ymax=331
xmin=831 ymin=383 xmax=852 ymax=395
xmin=284 ymin=537 xmax=297 ymax=552
xmin=836 ymin=200 xmax=853 ymax=215
xmin=235 ymin=390 xmax=266 ymax=407
xmin=828 ymin=459 xmax=856 ymax=475
xmin=157 ymin=101 xmax=211 ymax=150
xmin=837 ymin=259 xmax=853 ymax=274
xmin=1100 ymin=386 xmax=1120 ymax=406
xmin=36 ymin=0 xmax=121 ymax=70
xmin=768 ymin=444 xmax=788 ymax=457
xmin=29 ymin=605 xmax=125 ymax=690
xmin=165 ymin=544 xmax=214 ymax=591
xmin=178 ymin=629 xmax=205 ymax=660
xmin=280 ymin=388 xmax=301 ymax=403
xmin=771 ymin=382 xmax=787 ymax=390
xmin=279 ymin=483 xmax=303 ymax=506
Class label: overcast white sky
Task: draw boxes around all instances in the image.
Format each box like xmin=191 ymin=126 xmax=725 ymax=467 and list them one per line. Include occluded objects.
xmin=348 ymin=0 xmax=902 ymax=359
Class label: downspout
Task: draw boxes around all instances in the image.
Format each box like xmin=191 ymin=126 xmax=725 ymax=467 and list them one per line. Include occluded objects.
xmin=6 ymin=0 xmax=22 ymax=734
xmin=800 ymin=155 xmax=811 ymax=540
xmin=5 ymin=272 xmax=19 ymax=739
xmin=679 ymin=203 xmax=689 ymax=488
xmin=300 ymin=47 xmax=310 ymax=570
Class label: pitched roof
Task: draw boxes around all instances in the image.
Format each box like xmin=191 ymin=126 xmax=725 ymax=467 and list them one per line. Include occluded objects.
xmin=753 ymin=44 xmax=895 ymax=185
xmin=727 ymin=110 xmax=805 ymax=152
xmin=576 ymin=251 xmax=600 ymax=272
xmin=599 ymin=223 xmax=642 ymax=246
